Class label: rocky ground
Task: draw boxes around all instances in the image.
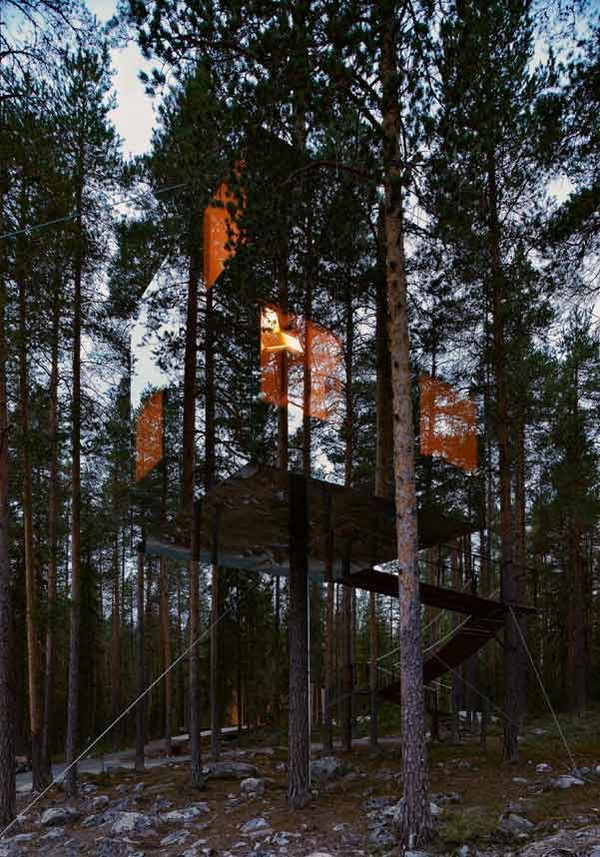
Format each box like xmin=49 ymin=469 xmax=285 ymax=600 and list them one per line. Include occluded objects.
xmin=3 ymin=723 xmax=600 ymax=857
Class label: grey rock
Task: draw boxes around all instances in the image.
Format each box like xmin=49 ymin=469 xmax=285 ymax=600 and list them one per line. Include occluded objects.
xmin=205 ymin=761 xmax=260 ymax=780
xmin=304 ymin=853 xmax=333 ymax=857
xmin=499 ymin=813 xmax=535 ymax=833
xmin=431 ymin=792 xmax=461 ymax=804
xmin=552 ymin=775 xmax=584 ymax=790
xmin=246 ymin=827 xmax=274 ymax=839
xmin=240 ymin=817 xmax=268 ymax=834
xmin=367 ymin=826 xmax=394 ymax=847
xmin=111 ymin=811 xmax=154 ymax=835
xmin=160 ymin=829 xmax=190 ymax=846
xmin=40 ymin=806 xmax=80 ymax=827
xmin=40 ymin=827 xmax=66 ymax=841
xmin=240 ymin=777 xmax=267 ymax=796
xmin=89 ymin=795 xmax=110 ymax=811
xmin=161 ymin=803 xmax=210 ymax=823
xmin=405 ymin=851 xmax=433 ymax=857
xmin=94 ymin=838 xmax=135 ymax=857
xmin=535 ymin=763 xmax=552 ymax=773
xmin=309 ymin=756 xmax=346 ymax=783
xmin=457 ymin=846 xmax=470 ymax=857
xmin=81 ymin=783 xmax=98 ymax=795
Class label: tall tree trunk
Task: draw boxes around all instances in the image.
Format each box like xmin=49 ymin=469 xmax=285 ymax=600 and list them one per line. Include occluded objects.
xmin=111 ymin=540 xmax=121 ymax=751
xmin=341 ymin=290 xmax=354 ymax=753
xmin=487 ymin=149 xmax=522 ymax=763
xmin=42 ymin=278 xmax=61 ymax=770
xmin=0 ymin=178 xmax=16 ymax=826
xmin=184 ymin=239 xmax=202 ymax=786
xmin=135 ymin=551 xmax=145 ymax=772
xmin=372 ymin=249 xmax=393 ymax=752
xmin=17 ymin=255 xmax=50 ymax=790
xmin=159 ymin=557 xmax=172 ymax=755
xmin=380 ymin=1 xmax=432 ymax=846
xmin=65 ymin=199 xmax=84 ymax=798
xmin=205 ymin=287 xmax=221 ymax=761
xmin=287 ymin=473 xmax=310 ymax=808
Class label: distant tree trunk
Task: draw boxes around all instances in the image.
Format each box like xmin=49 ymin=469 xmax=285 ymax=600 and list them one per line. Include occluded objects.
xmin=566 ymin=517 xmax=586 ymax=713
xmin=183 ymin=237 xmax=202 ymax=787
xmin=380 ymin=1 xmax=432 ymax=845
xmin=135 ymin=551 xmax=145 ymax=772
xmin=205 ymin=286 xmax=221 ymax=761
xmin=287 ymin=473 xmax=310 ymax=809
xmin=371 ymin=251 xmax=392 ymax=752
xmin=450 ymin=543 xmax=461 ymax=742
xmin=0 ymin=187 xmax=16 ymax=826
xmin=65 ymin=198 xmax=84 ymax=798
xmin=17 ymin=254 xmax=50 ymax=790
xmin=111 ymin=541 xmax=121 ymax=751
xmin=341 ymin=289 xmax=354 ymax=754
xmin=42 ymin=278 xmax=61 ymax=769
xmin=159 ymin=557 xmax=172 ymax=755
xmin=487 ymin=149 xmax=522 ymax=763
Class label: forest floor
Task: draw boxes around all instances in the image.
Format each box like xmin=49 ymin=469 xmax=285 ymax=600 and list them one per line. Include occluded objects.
xmin=5 ymin=713 xmax=600 ymax=857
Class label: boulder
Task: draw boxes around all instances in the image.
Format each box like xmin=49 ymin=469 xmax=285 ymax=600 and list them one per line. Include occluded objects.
xmin=552 ymin=775 xmax=584 ymax=790
xmin=161 ymin=803 xmax=210 ymax=824
xmin=160 ymin=830 xmax=190 ymax=847
xmin=205 ymin=761 xmax=259 ymax=780
xmin=89 ymin=795 xmax=110 ymax=811
xmin=40 ymin=806 xmax=80 ymax=827
xmin=240 ymin=777 xmax=266 ymax=796
xmin=309 ymin=756 xmax=346 ymax=783
xmin=499 ymin=812 xmax=535 ymax=833
xmin=111 ymin=812 xmax=154 ymax=835
xmin=240 ymin=817 xmax=269 ymax=834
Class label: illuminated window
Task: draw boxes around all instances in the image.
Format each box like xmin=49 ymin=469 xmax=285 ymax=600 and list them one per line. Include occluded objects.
xmin=260 ymin=305 xmax=343 ymax=422
xmin=419 ymin=374 xmax=477 ymax=472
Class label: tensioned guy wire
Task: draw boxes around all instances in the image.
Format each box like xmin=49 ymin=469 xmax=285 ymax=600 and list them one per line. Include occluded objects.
xmin=0 ymin=606 xmax=233 ymax=842
xmin=0 ymin=181 xmax=191 ymax=241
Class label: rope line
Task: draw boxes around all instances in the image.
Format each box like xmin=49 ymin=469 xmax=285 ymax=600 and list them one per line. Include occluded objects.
xmin=0 ymin=606 xmax=232 ymax=842
xmin=509 ymin=606 xmax=578 ymax=772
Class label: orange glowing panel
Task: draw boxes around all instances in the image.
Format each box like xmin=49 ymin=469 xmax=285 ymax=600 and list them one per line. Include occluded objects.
xmin=203 ymin=170 xmax=244 ymax=289
xmin=135 ymin=390 xmax=164 ymax=482
xmin=260 ymin=305 xmax=343 ymax=422
xmin=419 ymin=374 xmax=477 ymax=472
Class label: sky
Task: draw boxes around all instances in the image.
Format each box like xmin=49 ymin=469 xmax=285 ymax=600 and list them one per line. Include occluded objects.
xmin=86 ymin=0 xmax=154 ymax=158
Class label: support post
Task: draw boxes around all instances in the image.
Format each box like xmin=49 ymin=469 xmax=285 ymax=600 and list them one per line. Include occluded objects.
xmin=287 ymin=472 xmax=310 ymax=809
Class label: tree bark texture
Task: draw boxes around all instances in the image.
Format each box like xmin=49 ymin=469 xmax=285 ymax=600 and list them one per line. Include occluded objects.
xmin=135 ymin=551 xmax=145 ymax=772
xmin=287 ymin=473 xmax=310 ymax=809
xmin=380 ymin=1 xmax=432 ymax=846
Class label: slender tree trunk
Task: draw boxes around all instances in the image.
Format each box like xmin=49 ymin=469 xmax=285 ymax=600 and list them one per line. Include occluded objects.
xmin=341 ymin=297 xmax=354 ymax=754
xmin=42 ymin=280 xmax=61 ymax=770
xmin=159 ymin=558 xmax=172 ymax=755
xmin=380 ymin=1 xmax=432 ymax=845
xmin=17 ymin=257 xmax=49 ymax=790
xmin=287 ymin=473 xmax=310 ymax=809
xmin=0 ymin=180 xmax=16 ymax=825
xmin=135 ymin=551 xmax=145 ymax=771
xmin=205 ymin=287 xmax=221 ymax=761
xmin=111 ymin=542 xmax=121 ymax=751
xmin=487 ymin=149 xmax=521 ymax=763
xmin=450 ymin=543 xmax=461 ymax=742
xmin=184 ymin=238 xmax=202 ymax=786
xmin=65 ymin=199 xmax=84 ymax=798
